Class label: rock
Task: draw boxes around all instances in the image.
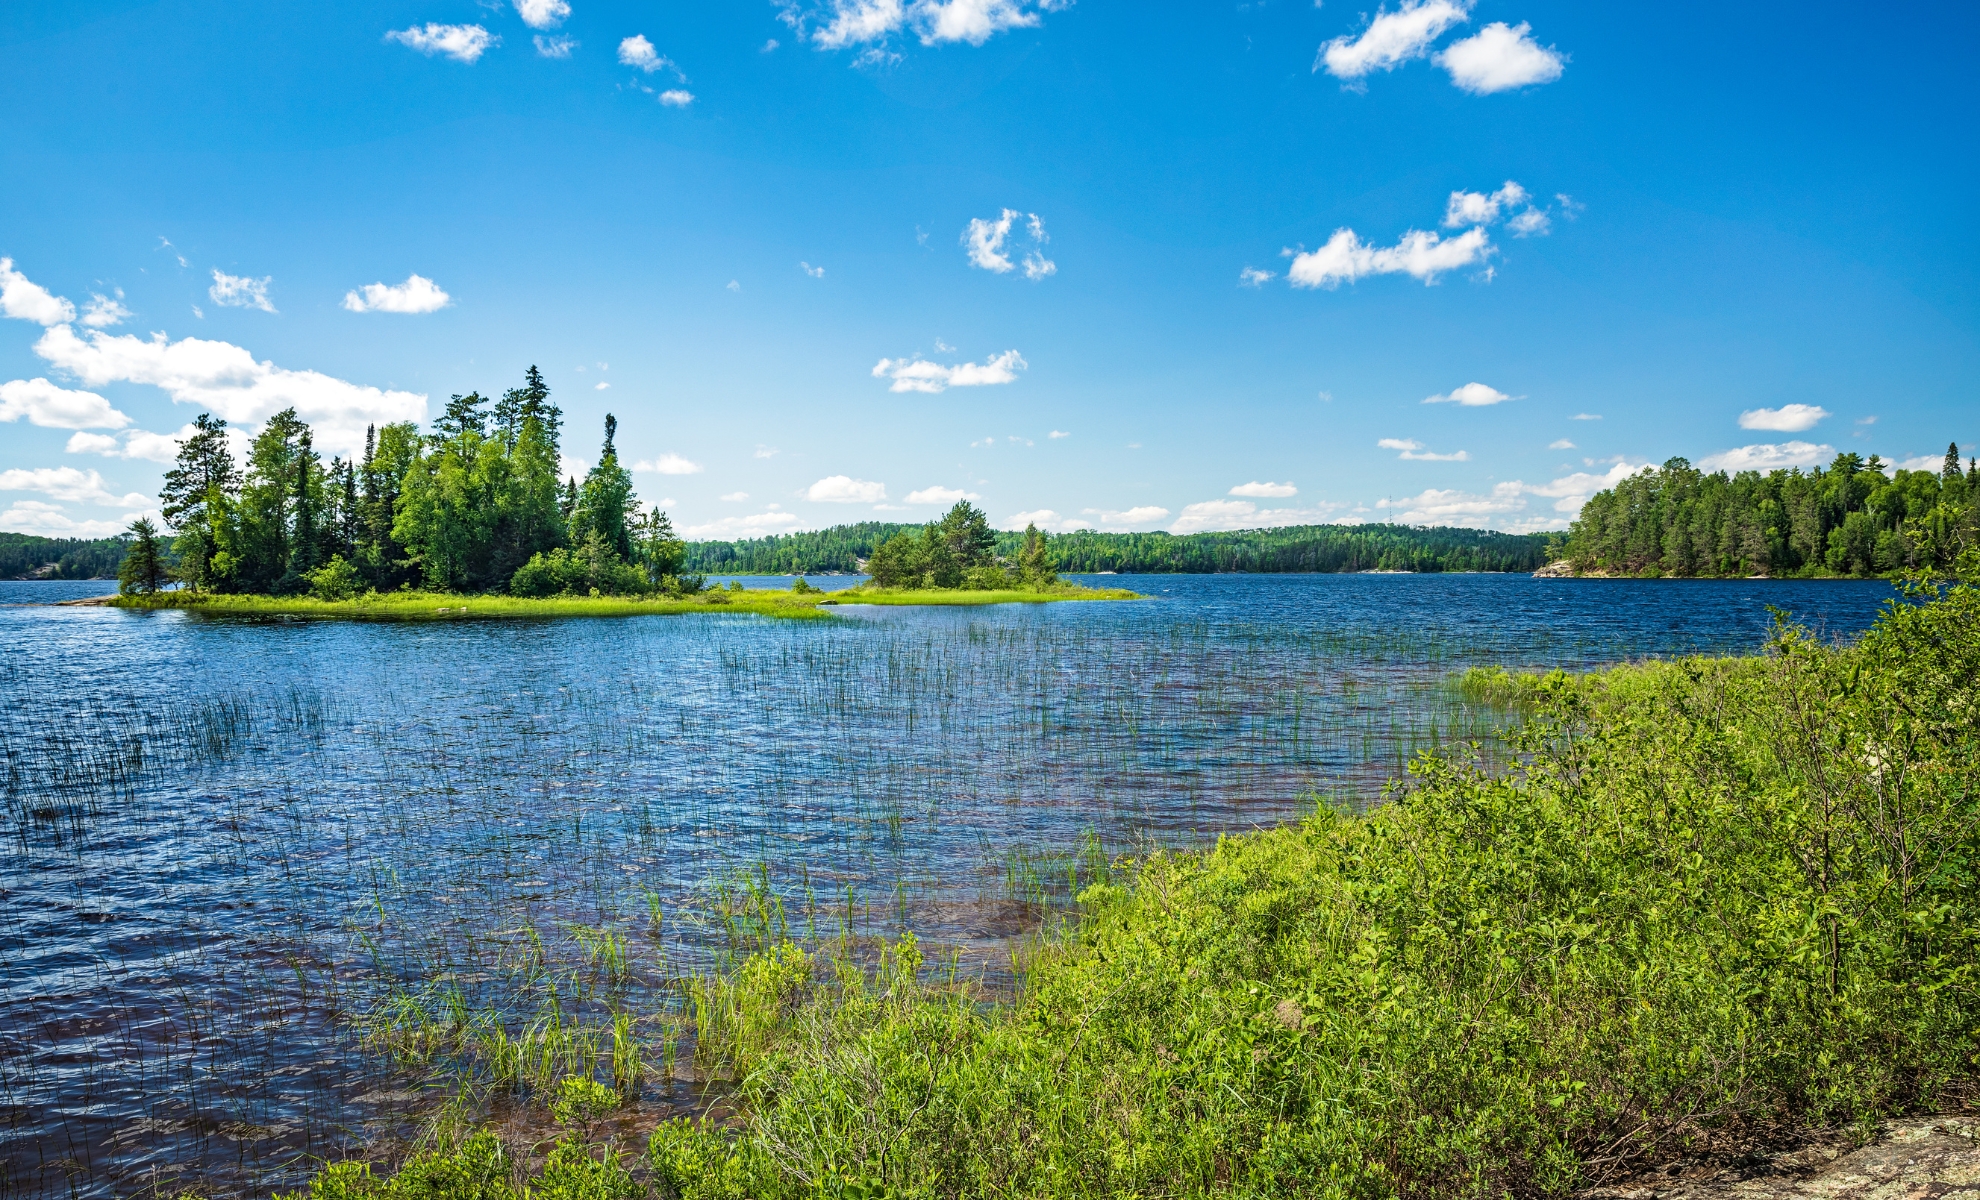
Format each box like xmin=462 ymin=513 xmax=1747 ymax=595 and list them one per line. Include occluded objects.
xmin=1583 ymin=1117 xmax=1979 ymax=1200
xmin=1533 ymin=560 xmax=1578 ymax=578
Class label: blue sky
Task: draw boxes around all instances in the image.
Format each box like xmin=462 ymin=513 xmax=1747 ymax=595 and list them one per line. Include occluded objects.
xmin=2 ymin=0 xmax=1975 ymax=541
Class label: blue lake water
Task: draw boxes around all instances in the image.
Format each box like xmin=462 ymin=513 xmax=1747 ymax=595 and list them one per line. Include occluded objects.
xmin=0 ymin=574 xmax=1896 ymax=1197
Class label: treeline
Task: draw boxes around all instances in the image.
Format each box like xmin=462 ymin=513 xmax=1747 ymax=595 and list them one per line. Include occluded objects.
xmin=865 ymin=504 xmax=1055 ymax=589
xmin=1563 ymin=444 xmax=1978 ymax=577
xmin=0 ymin=533 xmax=138 ymax=580
xmin=142 ymin=367 xmax=691 ymax=599
xmin=686 ymin=522 xmax=1549 ymax=575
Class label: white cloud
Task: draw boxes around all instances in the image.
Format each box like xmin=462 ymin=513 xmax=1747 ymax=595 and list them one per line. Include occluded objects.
xmin=1891 ymin=454 xmax=1944 ymax=474
xmin=386 ymin=23 xmax=498 ymax=63
xmin=1423 ymin=381 xmax=1512 ymax=406
xmin=1506 ymin=209 xmax=1550 ymax=237
xmin=534 ymin=35 xmax=577 ymax=57
xmin=0 ymin=258 xmax=77 ymax=325
xmin=1437 ymin=21 xmax=1565 ymax=94
xmin=82 ymin=292 xmax=133 ymax=328
xmin=634 ymin=453 xmax=704 ymax=475
xmin=791 ymin=0 xmax=1059 ymax=50
xmin=1048 ymin=429 xmax=1069 ymax=439
xmin=559 ymin=454 xmax=590 ymax=481
xmin=1003 ymin=508 xmax=1066 ymax=530
xmin=905 ymin=485 xmax=980 ymax=505
xmin=809 ymin=0 xmax=907 ymax=48
xmin=0 ymin=466 xmax=151 ymax=507
xmin=209 ymin=270 xmax=276 ymax=313
xmin=1698 ymin=442 xmax=1834 ymax=473
xmin=1377 ymin=483 xmax=1530 ymax=526
xmin=755 ymin=444 xmax=780 ymax=458
xmin=1286 ymin=226 xmax=1491 ymax=288
xmin=963 ymin=209 xmax=1054 ymax=278
xmin=594 ymin=381 xmax=609 ymax=390
xmin=1548 ymin=438 xmax=1575 ymax=450
xmin=800 ymin=261 xmax=825 ymax=278
xmin=763 ymin=38 xmax=780 ymax=51
xmin=872 ymin=349 xmax=1026 ymax=394
xmin=1318 ymin=0 xmax=1469 ymax=81
xmin=1088 ymin=505 xmax=1171 ymax=530
xmin=0 ymin=499 xmax=141 ymax=538
xmin=1379 ymin=437 xmax=1468 ymax=461
xmin=1238 ymin=267 xmax=1275 ymax=287
xmin=1442 ymin=181 xmax=1527 ymax=228
xmin=64 ymin=432 xmax=118 ymax=455
xmin=342 ymin=274 xmax=451 ymax=314
xmin=916 ymin=0 xmax=1040 ymax=45
xmin=719 ymin=491 xmax=750 ymax=502
xmin=727 ymin=280 xmax=741 ymax=291
xmin=1738 ymin=403 xmax=1829 ymax=432
xmin=659 ymin=89 xmax=695 ymax=106
xmin=681 ymin=511 xmax=804 ymax=539
xmin=0 ymin=378 xmax=130 ymax=430
xmin=806 ymin=475 xmax=887 ymax=503
xmin=1522 ymin=461 xmax=1648 ymax=514
xmin=65 ymin=425 xmax=193 ymax=463
xmin=514 ymin=0 xmax=570 ymax=30
xmin=1173 ymin=499 xmax=1345 ymax=533
xmin=618 ymin=34 xmax=675 ymax=73
xmin=1570 ymin=412 xmax=1601 ymax=420
xmin=1230 ymin=480 xmax=1297 ymax=498
xmin=32 ymin=325 xmax=425 ymax=456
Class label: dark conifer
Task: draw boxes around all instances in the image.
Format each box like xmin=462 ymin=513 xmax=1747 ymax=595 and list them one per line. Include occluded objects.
xmin=117 ymin=517 xmax=165 ymax=595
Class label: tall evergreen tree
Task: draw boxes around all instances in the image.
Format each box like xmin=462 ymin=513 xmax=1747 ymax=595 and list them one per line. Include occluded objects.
xmin=117 ymin=516 xmax=165 ymax=595
xmin=938 ymin=500 xmax=997 ymax=567
xmin=236 ymin=409 xmax=309 ymax=592
xmin=1946 ymin=442 xmax=1963 ymax=483
xmin=159 ymin=413 xmax=239 ymax=590
xmin=571 ymin=414 xmax=637 ymax=563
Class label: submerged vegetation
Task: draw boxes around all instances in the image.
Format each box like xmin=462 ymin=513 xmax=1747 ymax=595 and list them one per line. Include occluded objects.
xmin=288 ymin=569 xmax=1980 ymax=1199
xmin=1560 ymin=445 xmax=1979 ymax=578
xmin=687 ymin=521 xmax=1550 ymax=576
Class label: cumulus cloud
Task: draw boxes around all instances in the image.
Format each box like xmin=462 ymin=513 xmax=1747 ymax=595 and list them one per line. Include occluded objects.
xmin=209 ymin=270 xmax=276 ymax=313
xmin=65 ymin=425 xmax=195 ymax=463
xmin=1436 ymin=22 xmax=1565 ymax=94
xmin=1423 ymin=382 xmax=1512 ymax=406
xmin=787 ymin=0 xmax=1062 ymax=51
xmin=719 ymin=491 xmax=750 ymax=502
xmin=342 ymin=274 xmax=452 ymax=314
xmin=1088 ymin=506 xmax=1171 ymax=530
xmin=1377 ymin=483 xmax=1525 ymax=525
xmin=514 ymin=0 xmax=570 ymax=30
xmin=1379 ymin=437 xmax=1468 ymax=461
xmin=0 ymin=466 xmax=151 ymax=508
xmin=1238 ymin=267 xmax=1275 ymax=287
xmin=806 ymin=475 xmax=887 ymax=503
xmin=905 ymin=485 xmax=981 ymax=505
xmin=1004 ymin=508 xmax=1066 ymax=530
xmin=1442 ymin=181 xmax=1527 ymax=228
xmin=1230 ymin=480 xmax=1297 ymax=498
xmin=1365 ymin=461 xmax=1648 ymax=532
xmin=1287 ymin=226 xmax=1490 ymax=288
xmin=634 ymin=453 xmax=704 ymax=475
xmin=0 ymin=378 xmax=130 ymax=430
xmin=32 ymin=325 xmax=424 ymax=456
xmin=1173 ymin=499 xmax=1346 ymax=533
xmin=0 ymin=499 xmax=141 ymax=538
xmin=386 ymin=23 xmax=498 ymax=63
xmin=534 ymin=35 xmax=577 ymax=57
xmin=1738 ymin=403 xmax=1829 ymax=432
xmin=1698 ymin=442 xmax=1834 ymax=473
xmin=82 ymin=292 xmax=133 ymax=328
xmin=963 ymin=209 xmax=1055 ymax=279
xmin=872 ymin=349 xmax=1026 ymax=394
xmin=1521 ymin=461 xmax=1649 ymax=515
xmin=618 ymin=34 xmax=674 ymax=72
xmin=681 ymin=511 xmax=804 ymax=539
xmin=1318 ymin=0 xmax=1469 ymax=81
xmin=1048 ymin=429 xmax=1069 ymax=439
xmin=1549 ymin=438 xmax=1576 ymax=450
xmin=659 ymin=89 xmax=694 ymax=106
xmin=1506 ymin=209 xmax=1550 ymax=237
xmin=1 ymin=258 xmax=77 ymax=325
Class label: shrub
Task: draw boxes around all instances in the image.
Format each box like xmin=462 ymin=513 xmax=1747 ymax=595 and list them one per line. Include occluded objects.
xmin=306 ymin=554 xmax=364 ymax=601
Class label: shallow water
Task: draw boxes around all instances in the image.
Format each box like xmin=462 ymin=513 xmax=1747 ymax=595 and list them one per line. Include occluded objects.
xmin=0 ymin=574 xmax=1894 ymax=1198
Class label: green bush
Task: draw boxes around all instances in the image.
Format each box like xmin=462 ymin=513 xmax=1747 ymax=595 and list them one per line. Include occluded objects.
xmin=511 ymin=532 xmax=648 ymax=597
xmin=306 ymin=554 xmax=364 ymax=601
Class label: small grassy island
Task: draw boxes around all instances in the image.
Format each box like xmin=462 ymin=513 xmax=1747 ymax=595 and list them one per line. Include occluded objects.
xmin=104 ymin=368 xmax=1136 ymax=618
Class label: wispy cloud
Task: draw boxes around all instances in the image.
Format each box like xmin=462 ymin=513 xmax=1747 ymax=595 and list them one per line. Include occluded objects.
xmin=680 ymin=510 xmax=803 ymax=539
xmin=342 ymin=274 xmax=451 ymax=314
xmin=1737 ymin=403 xmax=1829 ymax=432
xmin=0 ymin=258 xmax=77 ymax=326
xmin=1379 ymin=437 xmax=1469 ymax=462
xmin=905 ymin=485 xmax=981 ymax=505
xmin=1423 ymin=382 xmax=1512 ymax=406
xmin=65 ymin=425 xmax=196 ymax=463
xmin=1287 ymin=226 xmax=1490 ymax=288
xmin=1229 ymin=480 xmax=1297 ymax=498
xmin=1698 ymin=441 xmax=1834 ymax=472
xmin=534 ymin=35 xmax=577 ymax=58
xmin=0 ymin=465 xmax=151 ymax=507
xmin=1437 ymin=22 xmax=1565 ymax=93
xmin=386 ymin=23 xmax=498 ymax=63
xmin=209 ymin=270 xmax=276 ymax=313
xmin=1548 ymin=438 xmax=1575 ymax=450
xmin=633 ymin=453 xmax=704 ymax=475
xmin=1238 ymin=267 xmax=1275 ymax=287
xmin=0 ymin=378 xmax=130 ymax=430
xmin=1317 ymin=0 xmax=1469 ymax=81
xmin=82 ymin=291 xmax=132 ymax=328
xmin=805 ymin=475 xmax=887 ymax=503
xmin=963 ymin=209 xmax=1055 ymax=279
xmin=1442 ymin=181 xmax=1526 ymax=228
xmin=1173 ymin=499 xmax=1344 ymax=533
xmin=872 ymin=349 xmax=1026 ymax=394
xmin=783 ymin=0 xmax=1065 ymax=52
xmin=1087 ymin=505 xmax=1171 ymax=530
xmin=800 ymin=261 xmax=825 ymax=278
xmin=0 ymin=499 xmax=145 ymax=538
xmin=1048 ymin=429 xmax=1069 ymax=439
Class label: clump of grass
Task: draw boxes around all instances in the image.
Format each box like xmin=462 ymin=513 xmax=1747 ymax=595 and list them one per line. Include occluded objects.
xmin=1449 ymin=663 xmax=1569 ymax=709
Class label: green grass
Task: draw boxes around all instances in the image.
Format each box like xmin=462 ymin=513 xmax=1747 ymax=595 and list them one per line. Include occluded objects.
xmin=107 ymin=581 xmax=1140 ymax=620
xmin=281 ymin=574 xmax=1980 ymax=1199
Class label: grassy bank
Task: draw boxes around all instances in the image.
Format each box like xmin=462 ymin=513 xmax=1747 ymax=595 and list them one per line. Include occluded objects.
xmin=290 ymin=577 xmax=1979 ymax=1200
xmin=107 ymin=581 xmax=1140 ymax=620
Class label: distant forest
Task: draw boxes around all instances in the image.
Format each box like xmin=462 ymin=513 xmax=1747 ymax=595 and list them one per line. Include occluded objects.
xmin=0 ymin=533 xmax=135 ymax=580
xmin=1563 ymin=445 xmax=1977 ymax=577
xmin=686 ymin=522 xmax=1550 ymax=575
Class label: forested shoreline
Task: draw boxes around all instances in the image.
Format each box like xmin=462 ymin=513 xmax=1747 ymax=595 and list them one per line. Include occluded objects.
xmin=0 ymin=533 xmax=134 ymax=580
xmin=1561 ymin=445 xmax=1977 ymax=577
xmin=685 ymin=522 xmax=1549 ymax=575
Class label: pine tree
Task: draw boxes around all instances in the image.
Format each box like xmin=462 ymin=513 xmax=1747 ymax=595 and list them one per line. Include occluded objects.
xmin=572 ymin=414 xmax=637 ymax=563
xmin=118 ymin=517 xmax=165 ymax=595
xmin=1946 ymin=442 xmax=1964 ymax=483
xmin=1019 ymin=522 xmax=1053 ymax=586
xmin=283 ymin=429 xmax=322 ymax=589
xmin=159 ymin=413 xmax=239 ymax=590
xmin=939 ymin=500 xmax=997 ymax=567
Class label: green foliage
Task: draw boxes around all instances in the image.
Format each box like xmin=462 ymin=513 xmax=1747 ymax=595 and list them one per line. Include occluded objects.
xmin=116 ymin=517 xmax=166 ymax=595
xmin=280 ymin=1131 xmax=517 ymax=1200
xmin=549 ymin=1075 xmax=621 ymax=1132
xmin=625 ymin=577 xmax=1980 ymax=1199
xmin=306 ymin=554 xmax=364 ymax=601
xmin=511 ymin=532 xmax=649 ymax=597
xmin=570 ymin=414 xmax=637 ymax=565
xmin=0 ymin=532 xmax=133 ymax=580
xmin=1563 ymin=448 xmax=1979 ymax=577
xmin=691 ymin=522 xmax=1550 ymax=576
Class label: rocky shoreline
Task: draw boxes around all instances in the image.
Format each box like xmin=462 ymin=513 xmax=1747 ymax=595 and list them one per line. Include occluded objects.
xmin=1584 ymin=1117 xmax=1978 ymax=1200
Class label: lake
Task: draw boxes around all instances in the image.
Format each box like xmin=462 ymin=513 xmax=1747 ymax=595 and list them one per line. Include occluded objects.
xmin=0 ymin=574 xmax=1896 ymax=1198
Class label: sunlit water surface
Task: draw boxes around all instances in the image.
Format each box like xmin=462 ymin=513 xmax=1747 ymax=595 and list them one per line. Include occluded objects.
xmin=0 ymin=574 xmax=1894 ymax=1198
